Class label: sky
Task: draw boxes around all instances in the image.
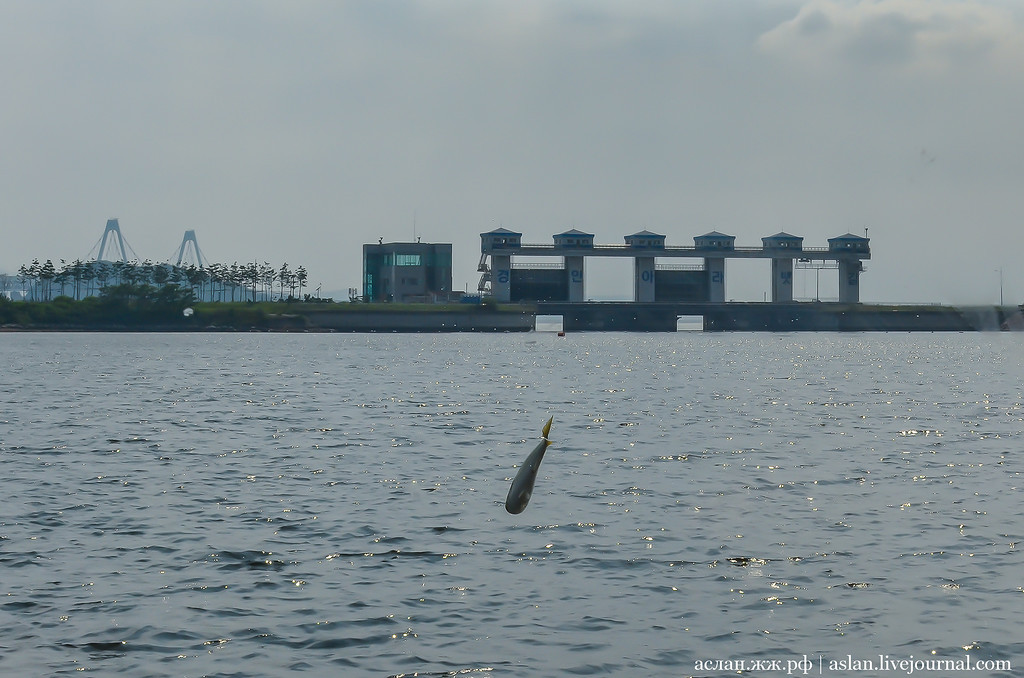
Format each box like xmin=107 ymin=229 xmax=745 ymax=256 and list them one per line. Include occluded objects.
xmin=2 ymin=0 xmax=1022 ymax=304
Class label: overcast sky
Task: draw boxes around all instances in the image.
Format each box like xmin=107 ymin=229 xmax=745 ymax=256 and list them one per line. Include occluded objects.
xmin=2 ymin=0 xmax=1022 ymax=304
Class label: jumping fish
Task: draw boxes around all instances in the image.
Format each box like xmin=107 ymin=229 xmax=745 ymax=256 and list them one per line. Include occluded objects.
xmin=504 ymin=417 xmax=553 ymax=514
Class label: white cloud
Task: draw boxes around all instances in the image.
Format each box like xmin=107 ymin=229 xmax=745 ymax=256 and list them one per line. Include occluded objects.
xmin=758 ymin=0 xmax=1024 ymax=75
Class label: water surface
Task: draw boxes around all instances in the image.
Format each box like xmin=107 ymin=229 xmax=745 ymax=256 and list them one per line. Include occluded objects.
xmin=1 ymin=332 xmax=1022 ymax=676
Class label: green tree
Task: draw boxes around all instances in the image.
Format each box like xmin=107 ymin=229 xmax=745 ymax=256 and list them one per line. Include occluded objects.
xmin=278 ymin=263 xmax=290 ymax=300
xmin=261 ymin=262 xmax=274 ymax=301
xmin=297 ymin=266 xmax=307 ymax=300
xmin=17 ymin=263 xmax=32 ymax=300
xmin=39 ymin=260 xmax=56 ymax=301
xmin=152 ymin=263 xmax=169 ymax=286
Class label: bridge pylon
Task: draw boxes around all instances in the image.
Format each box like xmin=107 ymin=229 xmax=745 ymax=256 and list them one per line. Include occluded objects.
xmin=175 ymin=230 xmax=206 ymax=268
xmin=96 ymin=218 xmax=131 ymax=262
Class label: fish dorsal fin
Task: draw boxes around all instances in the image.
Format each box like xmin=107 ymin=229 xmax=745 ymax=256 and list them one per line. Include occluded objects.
xmin=542 ymin=416 xmax=553 ymax=440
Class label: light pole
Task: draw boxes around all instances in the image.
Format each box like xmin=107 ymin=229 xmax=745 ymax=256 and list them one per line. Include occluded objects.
xmin=997 ymin=268 xmax=1004 ymax=306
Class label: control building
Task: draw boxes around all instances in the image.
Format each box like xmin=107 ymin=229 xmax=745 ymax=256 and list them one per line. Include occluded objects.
xmin=479 ymin=229 xmax=869 ymax=304
xmin=363 ymin=242 xmax=453 ymax=303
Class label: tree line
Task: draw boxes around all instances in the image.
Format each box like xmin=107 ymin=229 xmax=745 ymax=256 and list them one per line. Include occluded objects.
xmin=3 ymin=259 xmax=316 ymax=302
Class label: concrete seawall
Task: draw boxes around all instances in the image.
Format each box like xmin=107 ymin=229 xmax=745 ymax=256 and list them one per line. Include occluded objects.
xmin=538 ymin=302 xmax=1024 ymax=332
xmin=291 ymin=302 xmax=1023 ymax=332
xmin=294 ymin=302 xmax=1023 ymax=332
xmin=8 ymin=302 xmax=1012 ymax=333
xmin=301 ymin=307 xmax=535 ymax=332
xmin=703 ymin=304 xmax=1018 ymax=332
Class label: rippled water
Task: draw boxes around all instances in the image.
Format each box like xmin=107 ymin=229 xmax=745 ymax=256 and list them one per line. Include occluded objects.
xmin=1 ymin=331 xmax=1022 ymax=677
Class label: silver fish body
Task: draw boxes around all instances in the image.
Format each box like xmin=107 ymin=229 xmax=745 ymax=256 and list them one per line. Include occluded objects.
xmin=505 ymin=417 xmax=553 ymax=514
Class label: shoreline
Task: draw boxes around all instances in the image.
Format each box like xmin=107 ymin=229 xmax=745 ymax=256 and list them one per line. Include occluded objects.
xmin=2 ymin=301 xmax=1021 ymax=332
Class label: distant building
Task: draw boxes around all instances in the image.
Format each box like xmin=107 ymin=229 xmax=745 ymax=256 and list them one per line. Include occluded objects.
xmin=362 ymin=242 xmax=453 ymax=302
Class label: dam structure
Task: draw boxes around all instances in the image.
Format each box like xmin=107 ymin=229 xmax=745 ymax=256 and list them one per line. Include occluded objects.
xmin=477 ymin=228 xmax=875 ymax=330
xmin=479 ymin=228 xmax=870 ymax=304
